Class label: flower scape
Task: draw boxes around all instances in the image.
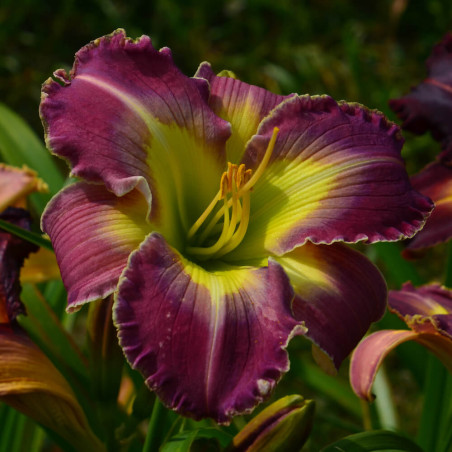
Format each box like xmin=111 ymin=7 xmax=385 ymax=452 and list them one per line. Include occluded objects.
xmin=39 ymin=29 xmax=432 ymax=423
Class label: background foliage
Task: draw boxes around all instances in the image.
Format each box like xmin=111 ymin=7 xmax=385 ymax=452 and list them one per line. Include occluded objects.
xmin=1 ymin=0 xmax=452 ymax=450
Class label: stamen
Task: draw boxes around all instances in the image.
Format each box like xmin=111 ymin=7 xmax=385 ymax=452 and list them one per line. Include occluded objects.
xmin=213 ymin=191 xmax=251 ymax=259
xmin=185 ymin=196 xmax=230 ymax=258
xmin=223 ymin=180 xmax=240 ymax=243
xmin=185 ymin=127 xmax=279 ymax=259
xmin=197 ymin=197 xmax=243 ymax=244
xmin=219 ymin=172 xmax=229 ymax=200
xmin=186 ymin=190 xmax=221 ymax=240
xmin=227 ymin=162 xmax=236 ymax=191
xmin=235 ymin=164 xmax=246 ymax=189
xmin=239 ymin=126 xmax=279 ymax=195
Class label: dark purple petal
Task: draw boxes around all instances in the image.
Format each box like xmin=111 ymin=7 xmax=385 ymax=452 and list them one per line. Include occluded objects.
xmin=229 ymin=96 xmax=432 ymax=259
xmin=389 ymin=33 xmax=452 ymax=147
xmin=0 ymin=208 xmax=38 ymax=323
xmin=277 ymin=242 xmax=387 ymax=369
xmin=389 ymin=282 xmax=452 ymax=317
xmin=389 ymin=282 xmax=452 ymax=338
xmin=42 ymin=182 xmax=151 ymax=312
xmin=406 ymin=160 xmax=452 ymax=250
xmin=40 ymin=29 xmax=230 ymax=232
xmin=114 ymin=233 xmax=305 ymax=424
xmin=195 ymin=62 xmax=294 ymax=163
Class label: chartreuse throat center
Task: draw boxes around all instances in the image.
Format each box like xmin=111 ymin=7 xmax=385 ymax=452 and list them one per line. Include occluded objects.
xmin=185 ymin=127 xmax=279 ymax=261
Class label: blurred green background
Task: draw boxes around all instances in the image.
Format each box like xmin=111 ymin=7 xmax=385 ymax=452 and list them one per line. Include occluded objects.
xmin=1 ymin=0 xmax=452 ymax=150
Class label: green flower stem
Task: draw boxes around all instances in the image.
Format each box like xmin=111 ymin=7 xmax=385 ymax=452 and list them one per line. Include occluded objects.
xmin=373 ymin=365 xmax=398 ymax=430
xmin=360 ymin=400 xmax=372 ymax=431
xmin=143 ymin=398 xmax=163 ymax=452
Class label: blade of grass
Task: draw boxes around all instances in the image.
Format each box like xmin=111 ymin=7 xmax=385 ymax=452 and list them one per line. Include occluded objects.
xmin=0 ymin=406 xmax=19 ymax=452
xmin=417 ymin=355 xmax=446 ymax=451
xmin=0 ymin=218 xmax=53 ymax=250
xmin=19 ymin=283 xmax=88 ymax=379
xmin=437 ymin=373 xmax=452 ymax=452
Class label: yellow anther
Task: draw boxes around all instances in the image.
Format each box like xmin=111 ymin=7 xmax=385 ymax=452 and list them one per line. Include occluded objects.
xmin=244 ymin=168 xmax=253 ymax=184
xmin=227 ymin=162 xmax=236 ymax=191
xmin=235 ymin=164 xmax=246 ymax=189
xmin=219 ymin=172 xmax=229 ymax=200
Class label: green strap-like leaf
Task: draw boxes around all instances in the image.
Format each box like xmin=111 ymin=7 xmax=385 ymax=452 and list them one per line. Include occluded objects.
xmin=320 ymin=430 xmax=425 ymax=452
xmin=0 ymin=218 xmax=53 ymax=250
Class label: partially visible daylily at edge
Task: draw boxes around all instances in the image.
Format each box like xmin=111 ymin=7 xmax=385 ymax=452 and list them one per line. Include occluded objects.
xmin=404 ymin=160 xmax=452 ymax=254
xmin=389 ymin=32 xmax=452 ymax=255
xmin=389 ymin=32 xmax=452 ymax=154
xmin=0 ymin=163 xmax=47 ymax=212
xmin=0 ymin=168 xmax=103 ymax=451
xmin=39 ymin=29 xmax=432 ymax=423
xmin=350 ymin=282 xmax=452 ymax=401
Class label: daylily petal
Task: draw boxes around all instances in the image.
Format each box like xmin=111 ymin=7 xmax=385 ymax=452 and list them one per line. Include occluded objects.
xmin=0 ymin=327 xmax=104 ymax=451
xmin=231 ymin=96 xmax=432 ymax=259
xmin=40 ymin=29 xmax=230 ymax=242
xmin=350 ymin=326 xmax=452 ymax=401
xmin=389 ymin=285 xmax=452 ymax=372
xmin=0 ymin=208 xmax=38 ymax=323
xmin=350 ymin=329 xmax=420 ymax=401
xmin=276 ymin=242 xmax=387 ymax=368
xmin=0 ymin=163 xmax=47 ymax=211
xmin=114 ymin=232 xmax=305 ymax=424
xmin=406 ymin=161 xmax=452 ymax=250
xmin=351 ymin=283 xmax=452 ymax=400
xmin=389 ymin=32 xmax=452 ymax=147
xmin=413 ymin=328 xmax=452 ymax=373
xmin=195 ymin=62 xmax=293 ymax=163
xmin=388 ymin=283 xmax=452 ymax=342
xmin=21 ymin=247 xmax=61 ymax=283
xmin=389 ymin=282 xmax=452 ymax=318
xmin=42 ymin=182 xmax=151 ymax=312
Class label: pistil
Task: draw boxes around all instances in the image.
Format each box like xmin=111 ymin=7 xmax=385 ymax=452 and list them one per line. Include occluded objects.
xmin=186 ymin=127 xmax=279 ymax=260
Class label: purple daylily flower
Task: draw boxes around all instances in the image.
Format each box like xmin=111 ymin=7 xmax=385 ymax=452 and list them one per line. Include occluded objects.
xmin=40 ymin=29 xmax=432 ymax=423
xmin=404 ymin=160 xmax=452 ymax=254
xmin=350 ymin=282 xmax=452 ymax=401
xmin=389 ymin=32 xmax=452 ymax=153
